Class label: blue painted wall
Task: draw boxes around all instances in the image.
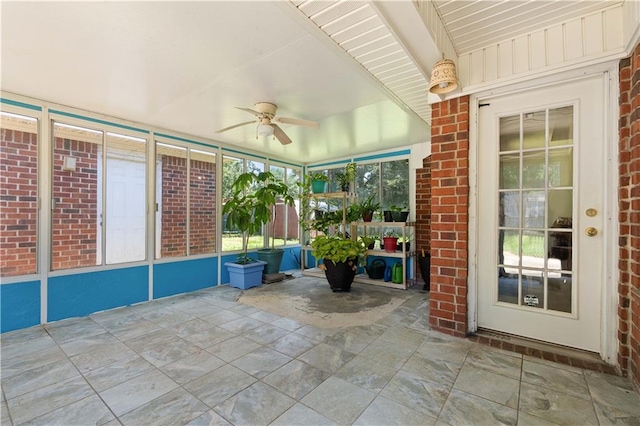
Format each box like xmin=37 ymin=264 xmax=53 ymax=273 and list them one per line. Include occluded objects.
xmin=48 ymin=266 xmax=148 ymax=322
xmin=1 ymin=281 xmax=40 ymax=333
xmin=280 ymin=246 xmax=302 ymax=271
xmin=154 ymin=257 xmax=218 ymax=299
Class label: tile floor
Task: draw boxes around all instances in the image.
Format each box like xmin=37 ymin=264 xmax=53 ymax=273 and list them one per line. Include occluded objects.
xmin=2 ymin=281 xmax=639 ymax=426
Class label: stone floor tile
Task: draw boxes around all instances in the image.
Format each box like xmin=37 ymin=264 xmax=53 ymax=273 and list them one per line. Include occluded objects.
xmin=104 ymin=318 xmax=163 ymax=342
xmin=200 ymin=310 xmax=243 ymax=326
xmin=183 ymin=364 xmax=256 ymax=408
xmin=184 ymin=326 xmax=237 ymax=349
xmin=186 ymin=409 xmax=232 ymax=426
xmin=453 ymin=363 xmax=520 ymax=409
xmin=268 ymin=333 xmax=316 ymax=357
xmin=263 ymin=359 xmax=330 ymax=399
xmin=465 ymin=346 xmax=523 ymax=380
xmin=119 ymin=388 xmax=209 ymax=426
xmin=214 ymin=382 xmax=295 ymax=425
xmin=271 ymin=317 xmax=305 ymax=332
xmin=162 ymin=318 xmax=217 ymax=339
xmin=324 ymin=328 xmax=379 ymax=354
xmin=122 ymin=328 xmax=177 ymax=353
xmin=354 ymin=395 xmax=437 ymax=426
xmin=380 ymin=370 xmax=450 ymax=418
xmin=218 ymin=317 xmax=265 ymax=334
xmin=521 ymin=359 xmax=589 ymax=400
xmin=585 ymin=369 xmax=640 ymax=424
xmin=295 ymin=325 xmax=339 ymax=343
xmin=248 ymin=310 xmax=282 ymax=323
xmin=358 ymin=339 xmax=415 ymax=370
xmin=297 ymin=343 xmax=355 ymax=373
xmin=69 ymin=342 xmax=139 ymax=374
xmin=438 ymin=389 xmax=518 ymax=426
xmin=206 ymin=336 xmax=261 ymax=362
xmin=402 ymin=351 xmax=462 ymax=387
xmin=242 ymin=323 xmax=290 ymax=345
xmin=160 ymin=350 xmax=226 ymax=385
xmin=1 ymin=400 xmax=11 ymax=425
xmin=377 ymin=326 xmax=428 ymax=348
xmin=59 ymin=331 xmax=122 ymax=357
xmin=334 ymin=356 xmax=397 ymax=393
xmin=519 ymin=382 xmax=599 ymax=425
xmin=1 ymin=331 xmax=58 ymax=363
xmin=1 ymin=345 xmax=67 ymax=379
xmin=231 ymin=347 xmax=292 ymax=379
xmin=522 ymin=356 xmax=584 ymax=375
xmin=516 ymin=411 xmax=562 ymax=425
xmin=99 ymin=369 xmax=178 ymax=417
xmin=415 ymin=334 xmax=473 ymax=367
xmin=301 ymin=376 xmax=376 ymax=425
xmin=171 ymin=300 xmax=226 ymax=318
xmin=83 ymin=354 xmax=155 ymax=392
xmin=229 ymin=304 xmax=261 ymax=316
xmin=271 ymin=403 xmax=338 ymax=426
xmin=1 ymin=358 xmax=79 ymax=400
xmin=44 ymin=317 xmax=106 ymax=345
xmin=6 ymin=376 xmax=95 ymax=425
xmin=137 ymin=337 xmax=202 ymax=368
xmin=20 ymin=394 xmax=115 ymax=426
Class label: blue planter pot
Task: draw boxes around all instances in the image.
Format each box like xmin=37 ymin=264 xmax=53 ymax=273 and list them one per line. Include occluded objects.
xmin=225 ymin=260 xmax=266 ymax=290
xmin=311 ymin=180 xmax=327 ymax=193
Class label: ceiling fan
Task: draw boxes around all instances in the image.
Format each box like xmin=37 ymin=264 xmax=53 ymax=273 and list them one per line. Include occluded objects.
xmin=216 ymin=102 xmax=319 ymax=145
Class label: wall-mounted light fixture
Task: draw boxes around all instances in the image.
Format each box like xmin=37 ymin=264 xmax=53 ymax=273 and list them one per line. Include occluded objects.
xmin=429 ymin=58 xmax=458 ymax=94
xmin=257 ymin=123 xmax=274 ymax=137
xmin=62 ymin=156 xmax=77 ymax=172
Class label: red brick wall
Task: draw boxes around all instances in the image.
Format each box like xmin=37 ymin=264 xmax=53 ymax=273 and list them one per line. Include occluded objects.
xmin=161 ymin=156 xmax=187 ymax=257
xmin=0 ymin=129 xmax=38 ymax=276
xmin=189 ymin=159 xmax=216 ymax=255
xmin=619 ymin=42 xmax=640 ymax=388
xmin=416 ymin=155 xmax=432 ymax=285
xmin=429 ymin=96 xmax=470 ymax=337
xmin=51 ymin=138 xmax=99 ymax=270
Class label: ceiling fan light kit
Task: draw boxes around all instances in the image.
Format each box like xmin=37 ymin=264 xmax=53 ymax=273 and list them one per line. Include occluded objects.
xmin=216 ymin=102 xmax=319 ymax=145
xmin=429 ymin=58 xmax=459 ymax=94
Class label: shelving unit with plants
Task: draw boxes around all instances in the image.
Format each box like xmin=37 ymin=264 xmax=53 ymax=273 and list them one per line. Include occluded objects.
xmin=353 ymin=221 xmax=415 ymax=290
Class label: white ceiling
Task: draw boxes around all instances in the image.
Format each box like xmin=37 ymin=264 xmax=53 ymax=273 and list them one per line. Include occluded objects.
xmin=0 ymin=1 xmax=624 ymax=164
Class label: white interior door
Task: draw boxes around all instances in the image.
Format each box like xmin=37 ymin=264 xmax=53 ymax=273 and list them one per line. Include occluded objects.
xmin=477 ymin=75 xmax=605 ymax=352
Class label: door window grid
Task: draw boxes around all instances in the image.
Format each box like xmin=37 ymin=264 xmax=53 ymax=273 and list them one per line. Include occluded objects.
xmin=497 ymin=106 xmax=574 ymax=313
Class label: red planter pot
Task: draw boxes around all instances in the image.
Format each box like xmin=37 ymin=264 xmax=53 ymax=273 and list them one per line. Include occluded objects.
xmin=382 ymin=237 xmax=398 ymax=252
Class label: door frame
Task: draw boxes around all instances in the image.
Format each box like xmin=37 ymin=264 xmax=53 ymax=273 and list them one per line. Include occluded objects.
xmin=468 ymin=61 xmax=620 ymax=364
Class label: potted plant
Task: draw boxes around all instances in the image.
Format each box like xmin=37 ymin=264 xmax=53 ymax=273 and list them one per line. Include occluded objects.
xmin=254 ymin=173 xmax=296 ymax=275
xmin=396 ymin=236 xmax=410 ymax=252
xmin=222 ymin=171 xmax=293 ymax=287
xmin=334 ymin=162 xmax=357 ymax=192
xmin=390 ymin=205 xmax=409 ymax=222
xmin=360 ymin=235 xmax=377 ymax=250
xmin=382 ymin=229 xmax=399 ymax=253
xmin=309 ymin=171 xmax=329 ymax=194
xmin=355 ymin=193 xmax=380 ymax=222
xmin=311 ymin=235 xmax=366 ymax=292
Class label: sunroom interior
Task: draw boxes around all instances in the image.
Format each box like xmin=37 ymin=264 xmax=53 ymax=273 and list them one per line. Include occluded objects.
xmin=2 ymin=1 xmax=640 ymax=424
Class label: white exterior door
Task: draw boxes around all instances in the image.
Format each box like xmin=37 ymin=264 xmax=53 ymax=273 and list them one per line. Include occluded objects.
xmin=477 ymin=75 xmax=605 ymax=352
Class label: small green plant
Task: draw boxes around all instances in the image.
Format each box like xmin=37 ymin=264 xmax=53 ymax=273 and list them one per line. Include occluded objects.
xmin=335 ymin=162 xmax=357 ymax=191
xmin=360 ymin=236 xmax=377 ymax=249
xmin=383 ymin=229 xmax=399 ymax=238
xmin=311 ymin=235 xmax=366 ymax=265
xmin=308 ymin=171 xmax=329 ymax=182
xmin=389 ymin=204 xmax=408 ymax=212
xmin=355 ymin=194 xmax=380 ymax=218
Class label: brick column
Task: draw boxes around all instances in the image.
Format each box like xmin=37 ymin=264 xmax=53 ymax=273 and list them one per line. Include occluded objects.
xmin=618 ymin=42 xmax=640 ymax=388
xmin=429 ymin=97 xmax=470 ymax=337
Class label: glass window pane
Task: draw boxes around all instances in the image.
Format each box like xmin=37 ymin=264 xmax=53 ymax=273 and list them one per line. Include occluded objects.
xmin=52 ymin=122 xmax=102 ymax=270
xmin=105 ymin=132 xmax=146 ymax=264
xmin=499 ymin=229 xmax=519 ymax=267
xmin=156 ymin=143 xmax=187 ymax=258
xmin=522 ymin=229 xmax=545 ymax=261
xmin=547 ymin=190 xmax=572 ymax=228
xmin=1 ymin=112 xmax=38 ymax=276
xmin=286 ymin=168 xmax=300 ymax=245
xmin=190 ymin=150 xmax=216 ymax=255
xmin=499 ymin=115 xmax=520 ymax=152
xmin=381 ymin=159 xmax=408 ymax=210
xmin=549 ymin=106 xmax=573 ymax=147
xmin=498 ymin=267 xmax=518 ymax=304
xmin=523 ymin=190 xmax=545 ymax=228
xmin=499 ymin=153 xmax=519 ymax=189
xmin=356 ymin=163 xmax=380 ymax=206
xmin=222 ymin=156 xmax=243 ymax=252
xmin=246 ymin=160 xmax=265 ymax=250
xmin=499 ymin=192 xmax=520 ymax=227
xmin=548 ymin=147 xmax=573 ymax=187
xmin=522 ymin=110 xmax=546 ymax=150
xmin=522 ymin=273 xmax=544 ymax=309
xmin=548 ymin=273 xmax=572 ymax=313
xmin=522 ymin=150 xmax=545 ymax=188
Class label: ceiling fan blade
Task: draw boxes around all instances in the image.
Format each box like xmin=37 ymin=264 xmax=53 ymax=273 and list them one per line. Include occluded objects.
xmin=275 ymin=116 xmax=320 ymax=129
xmin=215 ymin=120 xmax=255 ymax=133
xmin=236 ymin=107 xmax=261 ymax=117
xmin=271 ymin=124 xmax=292 ymax=145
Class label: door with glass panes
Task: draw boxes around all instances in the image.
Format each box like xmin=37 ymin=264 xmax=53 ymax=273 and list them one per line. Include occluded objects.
xmin=477 ymin=75 xmax=605 ymax=352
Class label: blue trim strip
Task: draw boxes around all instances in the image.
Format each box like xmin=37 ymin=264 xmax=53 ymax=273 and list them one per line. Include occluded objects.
xmin=49 ymin=110 xmax=149 ymax=134
xmin=311 ymin=159 xmax=351 ymax=168
xmin=222 ymin=147 xmax=267 ymax=160
xmin=155 ymin=133 xmax=218 ymax=149
xmin=0 ymin=98 xmax=42 ymax=112
xmin=270 ymin=159 xmax=303 ymax=168
xmin=354 ymin=149 xmax=410 ymax=162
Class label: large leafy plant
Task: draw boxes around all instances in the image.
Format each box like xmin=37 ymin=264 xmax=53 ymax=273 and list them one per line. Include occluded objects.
xmin=223 ymin=171 xmax=294 ymax=263
xmin=311 ymin=235 xmax=365 ymax=265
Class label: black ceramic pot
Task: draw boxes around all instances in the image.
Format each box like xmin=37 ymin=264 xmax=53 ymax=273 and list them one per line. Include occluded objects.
xmin=323 ymin=258 xmax=358 ymax=292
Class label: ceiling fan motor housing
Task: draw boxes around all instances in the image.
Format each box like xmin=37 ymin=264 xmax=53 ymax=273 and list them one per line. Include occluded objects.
xmin=254 ymin=102 xmax=277 ymax=119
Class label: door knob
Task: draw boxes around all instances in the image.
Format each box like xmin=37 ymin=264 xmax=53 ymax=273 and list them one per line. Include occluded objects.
xmin=585 ymin=227 xmax=597 ymax=237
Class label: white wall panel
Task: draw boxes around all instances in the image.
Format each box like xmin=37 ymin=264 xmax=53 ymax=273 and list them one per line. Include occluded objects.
xmin=456 ymin=4 xmax=626 ymax=93
xmin=530 ymin=31 xmax=546 ymax=70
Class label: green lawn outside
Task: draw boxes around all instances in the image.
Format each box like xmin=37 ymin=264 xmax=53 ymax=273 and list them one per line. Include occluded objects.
xmin=503 ymin=232 xmax=545 ymax=257
xmin=221 ymin=235 xmax=299 ymax=252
